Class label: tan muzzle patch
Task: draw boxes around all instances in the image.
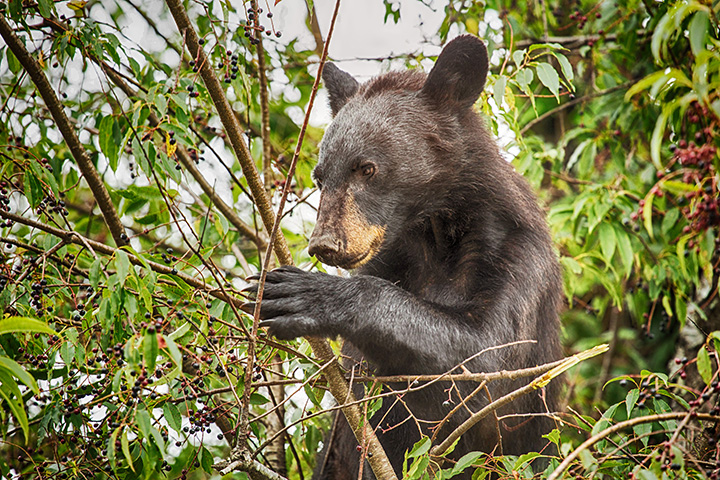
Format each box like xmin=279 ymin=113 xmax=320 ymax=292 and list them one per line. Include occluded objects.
xmin=311 ymin=191 xmax=386 ymax=269
xmin=341 ymin=194 xmax=386 ymax=269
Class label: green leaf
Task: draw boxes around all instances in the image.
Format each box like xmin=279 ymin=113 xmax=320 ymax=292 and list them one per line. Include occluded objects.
xmin=0 ymin=317 xmax=58 ymax=336
xmin=200 ymin=446 xmax=214 ymax=473
xmin=697 ymin=347 xmax=712 ymax=386
xmin=560 ymin=256 xmax=582 ymax=275
xmin=99 ymin=116 xmax=120 ymax=171
xmin=493 ymin=76 xmax=506 ymax=108
xmin=661 ymin=208 xmax=680 ymax=236
xmin=642 ymin=193 xmax=654 ymax=239
xmin=36 ymin=0 xmax=53 ymax=17
xmin=6 ymin=47 xmax=21 ymax=74
xmin=0 ymin=356 xmax=38 ymax=394
xmin=625 ymin=388 xmax=639 ymax=417
xmin=661 ymin=180 xmax=700 ymax=195
xmin=407 ymin=436 xmax=431 ymax=458
xmin=512 ymin=49 xmax=525 ymax=67
xmin=89 ymin=257 xmax=104 ymax=289
xmin=0 ymin=370 xmax=30 ymax=443
xmin=168 ymin=322 xmax=191 ymax=341
xmin=615 ymin=227 xmax=634 ymax=278
xmin=592 ymin=402 xmax=619 ymax=436
xmin=536 ymin=62 xmax=560 ymax=100
xmin=650 ymin=109 xmax=671 ymax=169
xmin=516 ymin=68 xmax=533 ymax=88
xmin=689 ymin=11 xmax=709 ymax=57
xmin=121 ymin=429 xmax=135 ymax=472
xmin=451 ymin=451 xmax=484 ymax=474
xmin=662 ymin=295 xmax=673 ymax=318
xmin=675 ymin=296 xmax=687 ymax=328
xmin=597 ymin=222 xmax=616 ymax=263
xmin=555 ymin=52 xmax=574 ymax=82
xmin=163 ymin=336 xmax=183 ymax=368
xmin=136 ymin=408 xmax=151 ymax=438
xmin=163 ymin=403 xmax=182 ymax=433
xmin=144 ymin=329 xmax=158 ymax=373
xmin=677 ymin=235 xmax=689 ymax=278
xmin=23 ymin=171 xmax=43 ymax=209
xmin=115 ymin=250 xmax=129 ymax=286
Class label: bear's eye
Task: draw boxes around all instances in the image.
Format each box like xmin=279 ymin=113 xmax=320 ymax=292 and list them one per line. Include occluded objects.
xmin=360 ymin=163 xmax=376 ymax=178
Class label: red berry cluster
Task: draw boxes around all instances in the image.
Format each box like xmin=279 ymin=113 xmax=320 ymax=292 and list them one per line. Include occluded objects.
xmin=672 ymin=141 xmax=718 ymax=236
xmin=241 ymin=4 xmax=282 ymax=44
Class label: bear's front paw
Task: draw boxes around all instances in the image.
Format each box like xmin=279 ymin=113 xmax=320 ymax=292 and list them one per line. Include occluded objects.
xmin=242 ymin=265 xmax=346 ymax=340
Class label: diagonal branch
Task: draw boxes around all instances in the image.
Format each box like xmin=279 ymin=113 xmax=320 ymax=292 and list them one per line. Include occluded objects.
xmin=0 ymin=209 xmax=241 ymax=308
xmin=97 ymin=62 xmax=268 ymax=249
xmin=163 ymin=1 xmax=397 ymax=478
xmin=163 ymin=0 xmax=291 ymax=265
xmin=0 ymin=14 xmax=127 ymax=247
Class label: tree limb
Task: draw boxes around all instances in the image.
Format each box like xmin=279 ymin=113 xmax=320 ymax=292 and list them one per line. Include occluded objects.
xmin=547 ymin=412 xmax=718 ymax=480
xmin=162 ymin=1 xmax=397 ymax=478
xmin=163 ymin=0 xmax=290 ymax=265
xmin=0 ymin=14 xmax=128 ymax=247
xmin=95 ymin=62 xmax=268 ymax=249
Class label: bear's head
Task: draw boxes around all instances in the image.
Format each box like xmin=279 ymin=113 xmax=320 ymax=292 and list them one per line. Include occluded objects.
xmin=309 ymin=35 xmax=489 ymax=269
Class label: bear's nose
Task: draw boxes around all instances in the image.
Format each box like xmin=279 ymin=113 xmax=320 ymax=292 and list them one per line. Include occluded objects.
xmin=308 ymin=234 xmax=342 ymax=261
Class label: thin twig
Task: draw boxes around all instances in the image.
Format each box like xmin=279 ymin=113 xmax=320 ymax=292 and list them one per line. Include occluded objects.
xmin=520 ymin=82 xmax=632 ymax=135
xmin=547 ymin=412 xmax=718 ymax=480
xmin=252 ymin=0 xmax=274 ymax=191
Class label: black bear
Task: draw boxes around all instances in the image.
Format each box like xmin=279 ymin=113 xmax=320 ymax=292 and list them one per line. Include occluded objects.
xmin=248 ymin=35 xmax=562 ymax=479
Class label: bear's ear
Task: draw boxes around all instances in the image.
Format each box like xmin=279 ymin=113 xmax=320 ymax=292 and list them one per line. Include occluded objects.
xmin=421 ymin=35 xmax=488 ymax=111
xmin=322 ymin=63 xmax=360 ymax=117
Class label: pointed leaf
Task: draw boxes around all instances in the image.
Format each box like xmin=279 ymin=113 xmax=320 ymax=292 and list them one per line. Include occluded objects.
xmin=536 ymin=62 xmax=560 ymax=100
xmin=0 ymin=317 xmax=58 ymax=336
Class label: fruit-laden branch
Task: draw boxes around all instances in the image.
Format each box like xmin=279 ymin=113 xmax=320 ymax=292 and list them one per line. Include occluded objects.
xmin=547 ymin=411 xmax=718 ymax=480
xmin=162 ymin=1 xmax=398 ymax=479
xmin=251 ymin=0 xmax=274 ymax=191
xmin=0 ymin=209 xmax=244 ymax=309
xmin=0 ymin=14 xmax=127 ymax=247
xmin=163 ymin=0 xmax=290 ymax=266
xmin=28 ymin=16 xmax=267 ymax=250
xmin=96 ymin=62 xmax=268 ymax=249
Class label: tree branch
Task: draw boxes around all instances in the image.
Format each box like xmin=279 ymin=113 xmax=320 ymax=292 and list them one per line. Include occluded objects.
xmin=547 ymin=412 xmax=718 ymax=480
xmin=162 ymin=1 xmax=397 ymax=478
xmin=0 ymin=14 xmax=128 ymax=247
xmin=520 ymin=82 xmax=632 ymax=135
xmin=506 ymin=30 xmax=648 ymax=50
xmin=251 ymin=0 xmax=274 ymax=191
xmin=0 ymin=209 xmax=243 ymax=308
xmin=95 ymin=62 xmax=267 ymax=249
xmin=163 ymin=0 xmax=291 ymax=265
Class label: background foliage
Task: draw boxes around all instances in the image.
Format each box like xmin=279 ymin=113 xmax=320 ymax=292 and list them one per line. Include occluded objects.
xmin=0 ymin=0 xmax=718 ymax=478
